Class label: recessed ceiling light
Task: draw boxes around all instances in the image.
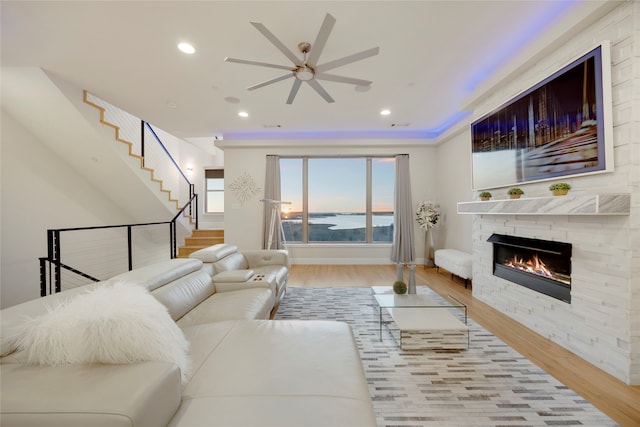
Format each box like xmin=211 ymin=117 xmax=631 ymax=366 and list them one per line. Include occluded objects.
xmin=178 ymin=42 xmax=195 ymax=54
xmin=380 ymin=109 xmax=391 ymax=116
xmin=238 ymin=111 xmax=249 ymax=118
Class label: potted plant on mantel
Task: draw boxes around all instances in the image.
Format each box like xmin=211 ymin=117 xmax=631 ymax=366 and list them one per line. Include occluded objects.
xmin=549 ymin=182 xmax=572 ymax=196
xmin=507 ymin=188 xmax=524 ymax=199
xmin=479 ymin=191 xmax=492 ymax=201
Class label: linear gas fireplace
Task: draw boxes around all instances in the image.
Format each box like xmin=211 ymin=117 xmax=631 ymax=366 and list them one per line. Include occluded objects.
xmin=487 ymin=234 xmax=572 ymax=303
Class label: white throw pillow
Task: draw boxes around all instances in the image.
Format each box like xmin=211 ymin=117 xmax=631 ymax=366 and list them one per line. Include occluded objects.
xmin=13 ymin=282 xmax=190 ymax=382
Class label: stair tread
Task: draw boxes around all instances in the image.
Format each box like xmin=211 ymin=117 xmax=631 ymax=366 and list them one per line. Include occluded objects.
xmin=178 ymin=229 xmax=224 ymax=259
xmin=187 ymin=236 xmax=223 ymax=240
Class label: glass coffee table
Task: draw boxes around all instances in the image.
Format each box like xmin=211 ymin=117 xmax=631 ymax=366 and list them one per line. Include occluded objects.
xmin=372 ymin=287 xmax=468 ymax=350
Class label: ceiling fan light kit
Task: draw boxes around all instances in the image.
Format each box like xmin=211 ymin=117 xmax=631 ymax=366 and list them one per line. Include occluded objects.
xmin=295 ymin=67 xmax=315 ymax=81
xmin=225 ymin=13 xmax=379 ymax=104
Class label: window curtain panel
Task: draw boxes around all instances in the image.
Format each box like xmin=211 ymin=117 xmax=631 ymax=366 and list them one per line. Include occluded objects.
xmin=262 ymin=155 xmax=285 ymax=249
xmin=390 ymin=154 xmax=415 ymax=281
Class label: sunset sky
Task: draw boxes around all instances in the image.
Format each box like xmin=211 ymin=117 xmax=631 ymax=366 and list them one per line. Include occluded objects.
xmin=280 ymin=157 xmax=395 ymax=213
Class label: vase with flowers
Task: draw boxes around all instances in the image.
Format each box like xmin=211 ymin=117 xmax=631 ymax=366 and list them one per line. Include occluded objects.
xmin=416 ymin=201 xmax=440 ymax=267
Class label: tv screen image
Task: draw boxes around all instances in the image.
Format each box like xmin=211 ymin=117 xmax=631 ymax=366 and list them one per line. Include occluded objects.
xmin=471 ymin=43 xmax=613 ymax=190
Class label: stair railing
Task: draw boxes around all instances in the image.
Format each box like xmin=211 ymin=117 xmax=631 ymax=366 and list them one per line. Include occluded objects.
xmin=39 ymin=192 xmax=197 ymax=296
xmin=84 ymin=91 xmax=195 ymax=213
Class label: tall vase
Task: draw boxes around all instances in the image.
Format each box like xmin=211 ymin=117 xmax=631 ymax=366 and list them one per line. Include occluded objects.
xmin=396 ymin=263 xmax=403 ymax=282
xmin=424 ymin=228 xmax=435 ymax=268
xmin=407 ymin=264 xmax=417 ymax=294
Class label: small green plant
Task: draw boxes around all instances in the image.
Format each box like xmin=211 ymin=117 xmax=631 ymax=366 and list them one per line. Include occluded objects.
xmin=479 ymin=191 xmax=492 ymax=200
xmin=393 ymin=280 xmax=407 ymax=295
xmin=548 ymin=183 xmax=571 ymax=191
xmin=507 ymin=188 xmax=524 ymax=195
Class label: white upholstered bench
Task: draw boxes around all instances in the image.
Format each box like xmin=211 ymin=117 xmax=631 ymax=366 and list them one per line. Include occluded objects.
xmin=434 ymin=249 xmax=473 ymax=288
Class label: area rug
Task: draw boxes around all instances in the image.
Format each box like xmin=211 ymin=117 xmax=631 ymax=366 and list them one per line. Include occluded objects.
xmin=275 ymin=286 xmax=618 ymax=427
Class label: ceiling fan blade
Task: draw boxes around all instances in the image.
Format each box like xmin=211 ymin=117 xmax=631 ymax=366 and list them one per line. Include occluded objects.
xmin=250 ymin=21 xmax=302 ymax=66
xmin=315 ymin=47 xmax=380 ymax=73
xmin=306 ymin=13 xmax=336 ymax=67
xmin=247 ymin=73 xmax=294 ymax=91
xmin=286 ymin=79 xmax=303 ymax=104
xmin=315 ymin=73 xmax=372 ymax=86
xmin=225 ymin=57 xmax=293 ymax=71
xmin=307 ymin=80 xmax=335 ymax=103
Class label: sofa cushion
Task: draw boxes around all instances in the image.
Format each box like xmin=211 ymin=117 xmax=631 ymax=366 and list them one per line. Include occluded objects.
xmin=213 ymin=269 xmax=255 ymax=283
xmin=189 ymin=244 xmax=238 ymax=263
xmin=179 ymin=321 xmax=238 ymax=384
xmin=171 ymin=320 xmax=376 ymax=427
xmin=181 ymin=320 xmax=369 ymax=398
xmin=169 ymin=395 xmax=377 ymax=427
xmin=213 ymin=252 xmax=249 ymax=273
xmin=7 ymin=283 xmax=191 ymax=383
xmin=176 ymin=288 xmax=274 ymax=327
xmin=151 ymin=270 xmax=214 ymax=321
xmin=1 ymin=361 xmax=181 ymax=427
xmin=107 ymin=258 xmax=204 ymax=292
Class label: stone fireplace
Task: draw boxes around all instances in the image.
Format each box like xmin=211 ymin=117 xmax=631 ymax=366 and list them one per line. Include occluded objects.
xmin=457 ymin=193 xmax=634 ymax=384
xmin=488 ymin=234 xmax=572 ymax=303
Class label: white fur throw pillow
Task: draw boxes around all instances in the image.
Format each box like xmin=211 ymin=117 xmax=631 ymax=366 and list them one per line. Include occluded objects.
xmin=13 ymin=282 xmax=190 ymax=382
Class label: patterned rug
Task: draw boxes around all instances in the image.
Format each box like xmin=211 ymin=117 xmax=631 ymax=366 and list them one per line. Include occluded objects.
xmin=275 ymin=286 xmax=618 ymax=427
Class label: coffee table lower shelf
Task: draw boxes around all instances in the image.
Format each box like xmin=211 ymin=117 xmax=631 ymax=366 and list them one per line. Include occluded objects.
xmin=372 ymin=287 xmax=469 ymax=351
xmin=380 ymin=307 xmax=469 ymax=350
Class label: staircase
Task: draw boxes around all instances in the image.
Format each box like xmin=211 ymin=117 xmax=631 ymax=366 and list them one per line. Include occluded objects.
xmin=83 ymin=91 xmax=195 ymax=225
xmin=177 ymin=229 xmax=224 ymax=258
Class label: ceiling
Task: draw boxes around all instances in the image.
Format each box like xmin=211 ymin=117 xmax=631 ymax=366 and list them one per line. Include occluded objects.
xmin=1 ymin=1 xmax=611 ymax=143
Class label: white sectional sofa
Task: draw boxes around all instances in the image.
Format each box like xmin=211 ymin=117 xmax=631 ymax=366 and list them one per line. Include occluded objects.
xmin=0 ymin=258 xmax=375 ymax=427
xmin=189 ymin=243 xmax=289 ymax=304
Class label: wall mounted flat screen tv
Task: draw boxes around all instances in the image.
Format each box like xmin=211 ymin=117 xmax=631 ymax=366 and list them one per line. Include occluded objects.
xmin=471 ymin=42 xmax=613 ymax=190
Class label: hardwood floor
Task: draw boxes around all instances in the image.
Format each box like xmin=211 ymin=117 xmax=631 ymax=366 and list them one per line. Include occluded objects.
xmin=287 ymin=264 xmax=640 ymax=427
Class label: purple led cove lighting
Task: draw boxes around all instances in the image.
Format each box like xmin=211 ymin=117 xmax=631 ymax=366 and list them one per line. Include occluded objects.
xmin=223 ymin=110 xmax=472 ymax=141
xmin=464 ymin=0 xmax=579 ymax=92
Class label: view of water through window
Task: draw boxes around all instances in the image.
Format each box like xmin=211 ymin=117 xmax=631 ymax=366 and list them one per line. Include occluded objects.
xmin=280 ymin=157 xmax=395 ymax=243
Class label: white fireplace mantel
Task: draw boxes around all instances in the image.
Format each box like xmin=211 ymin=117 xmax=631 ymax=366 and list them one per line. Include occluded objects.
xmin=457 ymin=193 xmax=630 ymax=216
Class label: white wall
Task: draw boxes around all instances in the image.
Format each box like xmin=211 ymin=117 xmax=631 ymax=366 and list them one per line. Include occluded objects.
xmin=0 ymin=111 xmax=135 ymax=307
xmin=218 ymin=139 xmax=437 ymax=264
xmin=435 ymin=1 xmax=639 ymax=385
xmin=181 ymin=140 xmax=224 ymax=230
xmin=434 ymin=129 xmax=474 ymax=252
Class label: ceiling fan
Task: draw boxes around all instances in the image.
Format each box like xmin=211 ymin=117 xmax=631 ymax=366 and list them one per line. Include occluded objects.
xmin=225 ymin=13 xmax=379 ymax=104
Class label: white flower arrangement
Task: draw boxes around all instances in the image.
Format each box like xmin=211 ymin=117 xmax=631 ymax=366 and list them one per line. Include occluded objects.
xmin=416 ymin=200 xmax=440 ymax=230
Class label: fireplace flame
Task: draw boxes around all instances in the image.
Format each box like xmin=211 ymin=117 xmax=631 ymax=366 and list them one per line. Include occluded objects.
xmin=505 ymin=254 xmax=555 ymax=278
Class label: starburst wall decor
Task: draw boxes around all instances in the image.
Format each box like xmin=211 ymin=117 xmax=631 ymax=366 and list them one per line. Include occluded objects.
xmin=229 ymin=172 xmax=261 ymax=205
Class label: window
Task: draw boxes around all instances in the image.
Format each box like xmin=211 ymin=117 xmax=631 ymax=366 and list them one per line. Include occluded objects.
xmin=280 ymin=157 xmax=395 ymax=243
xmin=205 ymin=169 xmax=224 ymax=213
